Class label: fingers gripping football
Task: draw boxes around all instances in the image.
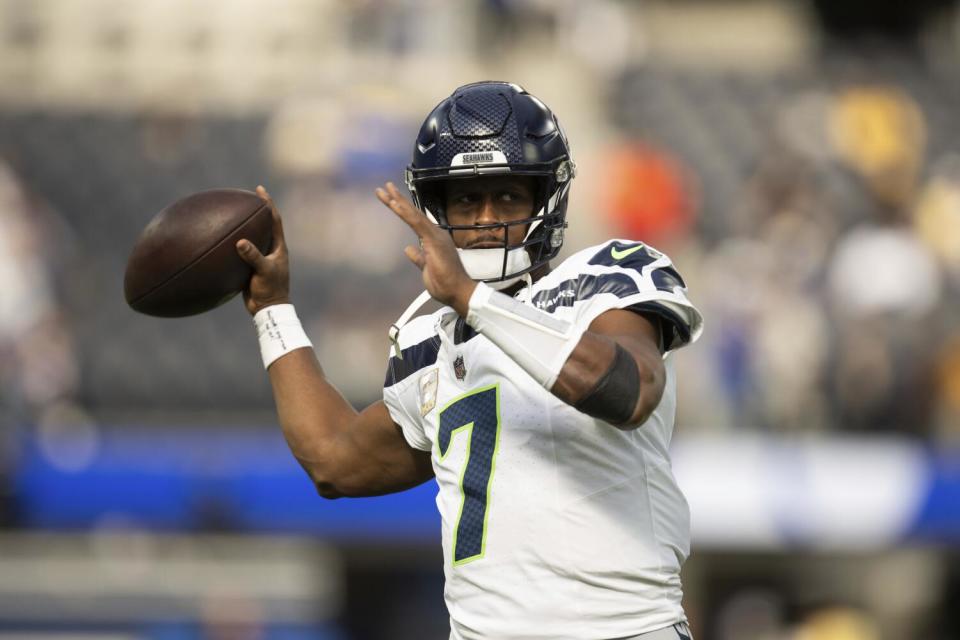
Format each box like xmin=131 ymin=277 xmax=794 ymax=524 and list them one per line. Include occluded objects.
xmin=236 ymin=185 xmax=291 ymax=315
xmin=376 ymin=181 xmax=475 ymax=314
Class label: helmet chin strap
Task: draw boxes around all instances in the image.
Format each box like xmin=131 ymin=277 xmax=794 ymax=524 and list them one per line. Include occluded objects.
xmin=458 ymin=247 xmax=531 ymax=290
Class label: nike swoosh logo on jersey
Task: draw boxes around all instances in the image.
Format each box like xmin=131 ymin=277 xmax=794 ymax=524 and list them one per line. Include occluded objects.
xmin=610 ymin=243 xmax=645 ymax=261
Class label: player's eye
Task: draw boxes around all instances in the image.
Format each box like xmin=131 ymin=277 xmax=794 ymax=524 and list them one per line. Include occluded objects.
xmin=454 ymin=193 xmax=480 ymax=205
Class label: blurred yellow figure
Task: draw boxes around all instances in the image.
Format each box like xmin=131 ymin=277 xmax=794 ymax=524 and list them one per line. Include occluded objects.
xmin=914 ymin=155 xmax=960 ymax=276
xmin=831 ymin=85 xmax=926 ymax=209
xmin=793 ymin=606 xmax=880 ymax=640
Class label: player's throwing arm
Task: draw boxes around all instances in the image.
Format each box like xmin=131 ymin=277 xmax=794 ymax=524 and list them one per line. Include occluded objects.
xmin=235 ymin=187 xmax=435 ymax=499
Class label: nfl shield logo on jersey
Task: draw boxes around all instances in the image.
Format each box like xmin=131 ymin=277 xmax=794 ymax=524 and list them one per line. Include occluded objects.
xmin=453 ymin=354 xmax=467 ymax=381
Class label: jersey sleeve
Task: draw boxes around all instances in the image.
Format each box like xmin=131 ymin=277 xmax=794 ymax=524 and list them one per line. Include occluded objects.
xmin=538 ymin=240 xmax=703 ymax=352
xmin=382 ymin=321 xmax=440 ymax=452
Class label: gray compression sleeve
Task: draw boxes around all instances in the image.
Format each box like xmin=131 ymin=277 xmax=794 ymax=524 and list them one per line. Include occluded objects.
xmin=573 ymin=343 xmax=641 ymax=425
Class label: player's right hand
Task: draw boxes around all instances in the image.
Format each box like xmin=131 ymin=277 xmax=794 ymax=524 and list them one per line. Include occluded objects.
xmin=236 ymin=185 xmax=291 ymax=316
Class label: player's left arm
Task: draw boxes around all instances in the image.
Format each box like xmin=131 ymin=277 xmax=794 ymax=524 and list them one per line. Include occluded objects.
xmin=549 ymin=309 xmax=665 ymax=429
xmin=378 ymin=181 xmax=665 ymax=429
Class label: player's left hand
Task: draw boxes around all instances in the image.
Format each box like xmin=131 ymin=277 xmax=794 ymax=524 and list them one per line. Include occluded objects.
xmin=376 ymin=181 xmax=476 ymax=316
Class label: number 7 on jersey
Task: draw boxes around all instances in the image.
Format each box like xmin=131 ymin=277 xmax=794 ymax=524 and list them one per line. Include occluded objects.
xmin=437 ymin=384 xmax=502 ymax=565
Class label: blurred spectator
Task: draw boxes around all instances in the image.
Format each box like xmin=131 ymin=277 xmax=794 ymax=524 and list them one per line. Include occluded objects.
xmin=825 ymin=222 xmax=942 ymax=435
xmin=0 ymin=162 xmax=79 ymax=414
xmin=827 ymin=224 xmax=941 ymax=318
xmin=914 ymin=153 xmax=960 ymax=287
xmin=830 ymin=84 xmax=926 ymax=211
xmin=715 ymin=588 xmax=785 ymax=640
xmin=932 ymin=336 xmax=960 ymax=444
xmin=601 ymin=141 xmax=697 ymax=250
xmin=201 ymin=594 xmax=265 ymax=640
xmin=0 ymin=159 xmax=80 ymax=524
xmin=690 ymin=143 xmax=834 ymax=433
xmin=791 ymin=604 xmax=880 ymax=640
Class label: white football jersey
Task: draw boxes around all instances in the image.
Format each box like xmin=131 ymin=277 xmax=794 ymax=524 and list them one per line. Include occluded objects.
xmin=383 ymin=240 xmax=703 ymax=640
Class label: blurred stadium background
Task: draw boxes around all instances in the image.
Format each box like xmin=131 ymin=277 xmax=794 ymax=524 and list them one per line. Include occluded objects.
xmin=1 ymin=0 xmax=959 ymax=638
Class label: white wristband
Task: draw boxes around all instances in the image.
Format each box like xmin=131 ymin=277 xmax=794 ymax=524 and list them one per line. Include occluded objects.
xmin=253 ymin=304 xmax=313 ymax=370
xmin=466 ymin=282 xmax=585 ymax=388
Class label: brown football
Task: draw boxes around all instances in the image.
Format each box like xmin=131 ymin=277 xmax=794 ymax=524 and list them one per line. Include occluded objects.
xmin=124 ymin=188 xmax=273 ymax=317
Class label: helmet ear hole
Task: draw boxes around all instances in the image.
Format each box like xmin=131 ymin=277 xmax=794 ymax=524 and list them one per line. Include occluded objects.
xmin=415 ymin=182 xmax=447 ymax=224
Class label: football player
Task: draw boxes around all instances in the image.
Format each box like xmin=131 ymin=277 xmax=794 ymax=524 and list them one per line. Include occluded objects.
xmin=237 ymin=81 xmax=703 ymax=640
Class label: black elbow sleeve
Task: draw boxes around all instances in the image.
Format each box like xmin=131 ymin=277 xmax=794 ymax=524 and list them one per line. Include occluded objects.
xmin=573 ymin=344 xmax=642 ymax=425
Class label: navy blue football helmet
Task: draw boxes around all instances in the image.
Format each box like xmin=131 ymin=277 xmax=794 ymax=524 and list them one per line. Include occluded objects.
xmin=405 ymin=81 xmax=576 ymax=286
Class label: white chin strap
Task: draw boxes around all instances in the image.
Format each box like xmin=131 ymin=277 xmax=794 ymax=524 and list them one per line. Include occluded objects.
xmin=457 ymin=247 xmax=532 ymax=290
